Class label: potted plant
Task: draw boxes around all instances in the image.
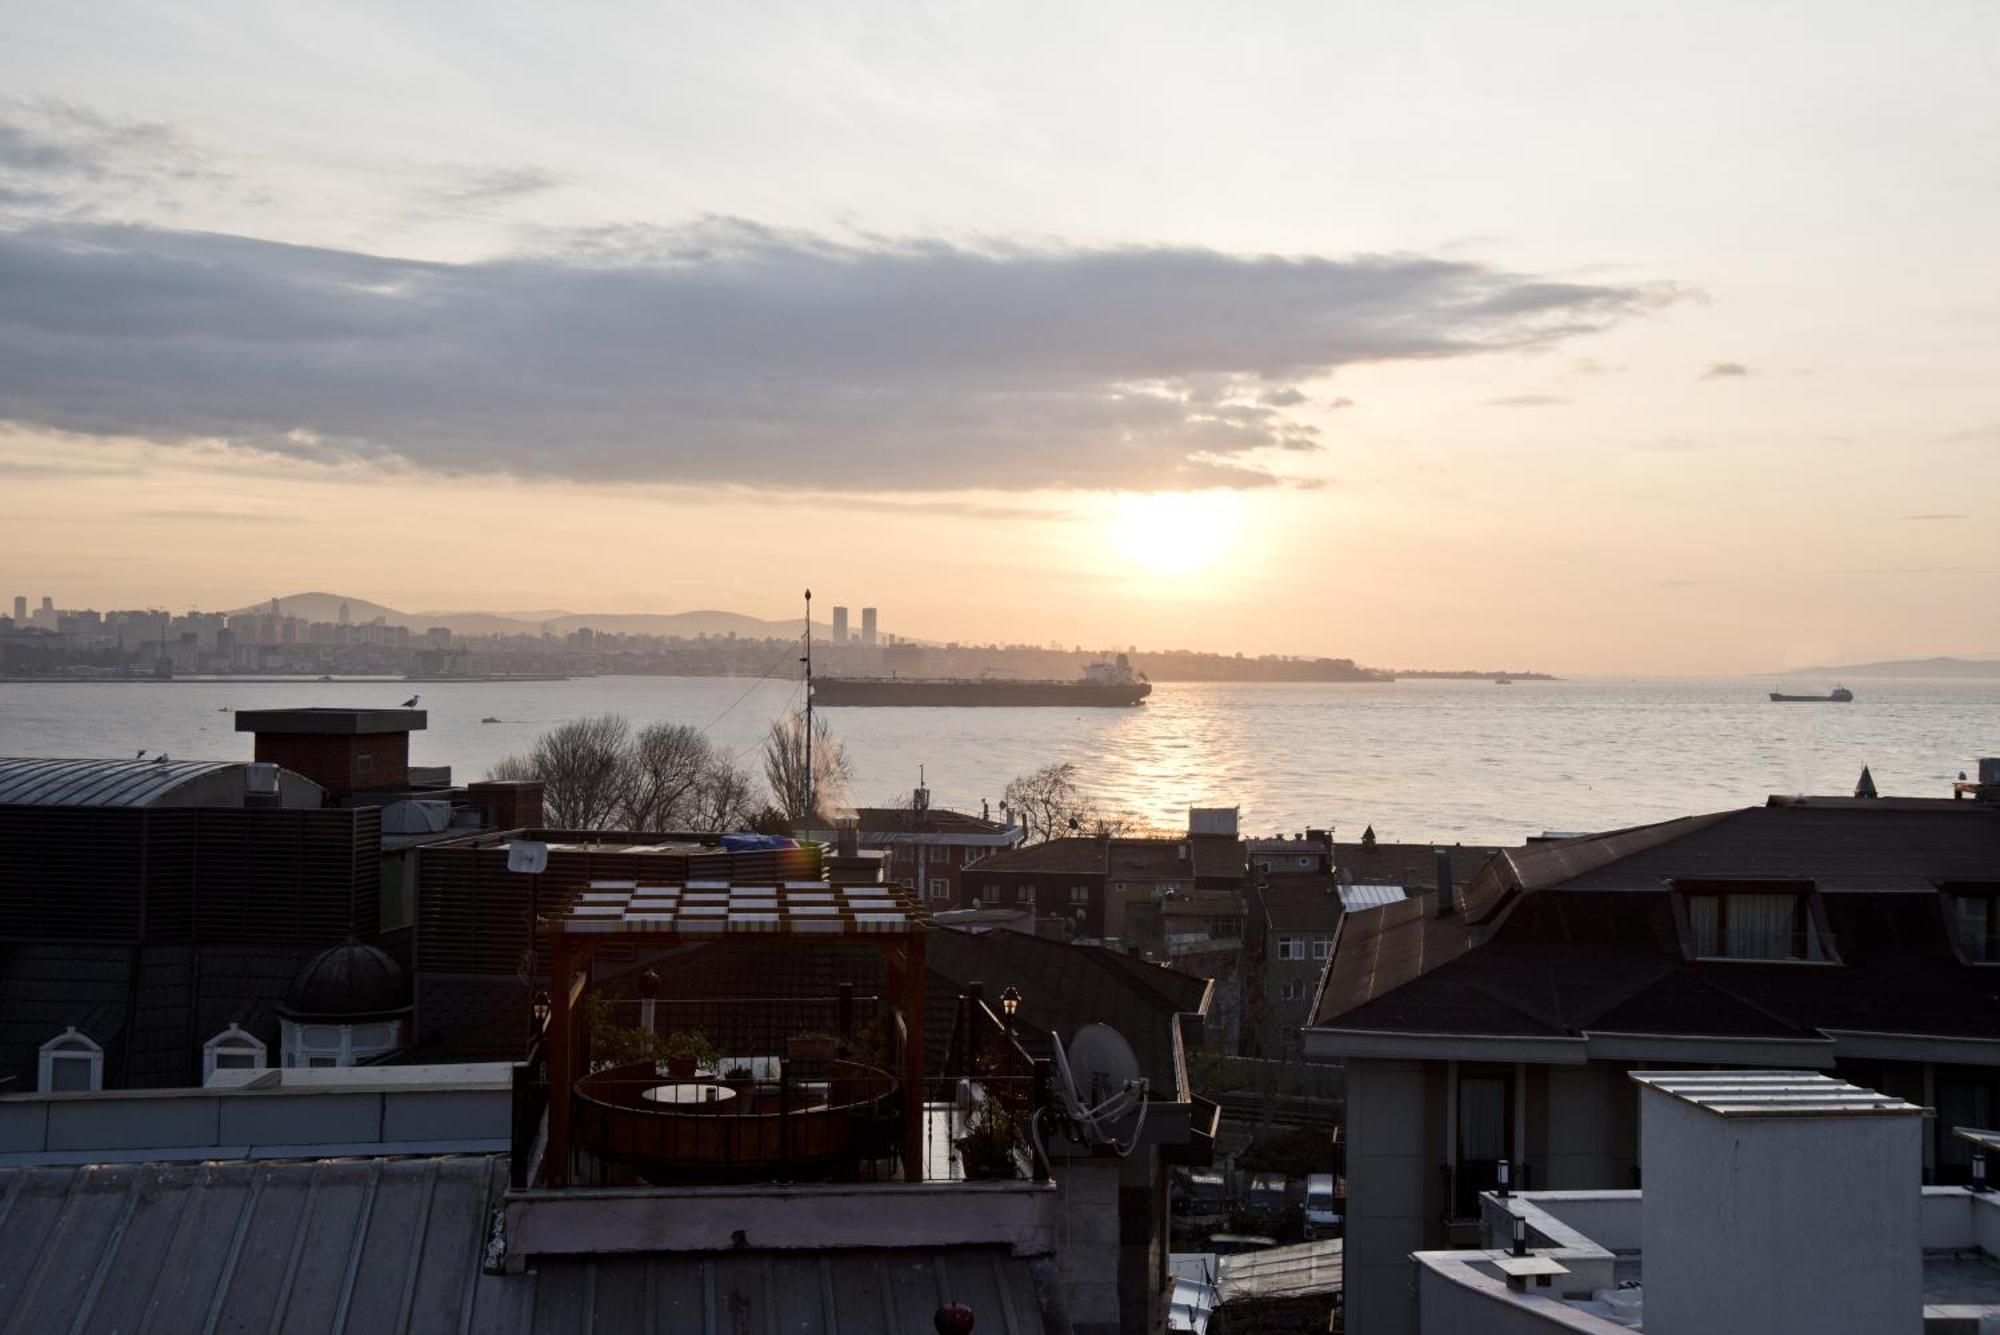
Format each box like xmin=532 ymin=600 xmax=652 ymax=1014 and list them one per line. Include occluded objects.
xmin=660 ymin=1030 xmax=717 ymax=1079
xmin=721 ymin=1063 xmax=756 ymax=1091
xmin=954 ymin=1093 xmax=1023 ymax=1181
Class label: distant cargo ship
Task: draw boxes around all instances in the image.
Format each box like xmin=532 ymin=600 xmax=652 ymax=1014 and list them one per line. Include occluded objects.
xmin=1770 ymin=686 xmax=1854 ymax=703
xmin=813 ymin=655 xmax=1152 ymax=707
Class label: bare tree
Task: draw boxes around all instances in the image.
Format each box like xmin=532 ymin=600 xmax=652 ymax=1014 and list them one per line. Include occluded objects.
xmin=489 ymin=714 xmax=632 ymax=829
xmin=1002 ymin=762 xmax=1135 ymax=842
xmin=762 ymin=710 xmax=852 ymax=824
xmin=622 ymin=721 xmax=721 ymax=830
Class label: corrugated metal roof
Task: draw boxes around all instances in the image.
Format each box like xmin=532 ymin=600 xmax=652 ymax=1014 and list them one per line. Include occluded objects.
xmin=1218 ymin=1239 xmax=1344 ymax=1300
xmin=0 ymin=1156 xmax=1057 ymax=1334
xmin=0 ymin=757 xmax=241 ymax=807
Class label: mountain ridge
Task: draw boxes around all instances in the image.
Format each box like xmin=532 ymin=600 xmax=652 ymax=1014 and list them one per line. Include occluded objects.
xmin=1781 ymin=655 xmax=2000 ymax=679
xmin=228 ymin=592 xmax=811 ymax=640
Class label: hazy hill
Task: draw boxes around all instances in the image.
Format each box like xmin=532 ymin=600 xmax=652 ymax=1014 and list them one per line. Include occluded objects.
xmin=1782 ymin=656 xmax=2000 ymax=679
xmin=233 ymin=593 xmax=810 ymax=640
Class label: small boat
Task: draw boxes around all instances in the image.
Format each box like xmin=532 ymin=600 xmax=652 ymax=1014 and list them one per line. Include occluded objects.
xmin=480 ymin=716 xmax=502 ymax=724
xmin=1494 ymin=677 xmax=1513 ymax=685
xmin=1770 ymin=685 xmax=1854 ymax=703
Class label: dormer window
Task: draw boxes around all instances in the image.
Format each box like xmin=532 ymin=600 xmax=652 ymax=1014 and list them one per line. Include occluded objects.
xmin=1948 ymin=887 xmax=2000 ymax=963
xmin=203 ymin=1023 xmax=268 ymax=1081
xmin=1683 ymin=884 xmax=1831 ymax=962
xmin=39 ymin=1027 xmax=103 ymax=1092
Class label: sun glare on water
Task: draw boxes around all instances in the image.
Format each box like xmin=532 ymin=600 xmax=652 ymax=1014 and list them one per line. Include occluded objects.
xmin=1110 ymin=491 xmax=1243 ymax=578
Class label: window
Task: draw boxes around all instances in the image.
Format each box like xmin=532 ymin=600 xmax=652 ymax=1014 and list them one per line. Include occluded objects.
xmin=1312 ymin=938 xmax=1332 ymax=960
xmin=1685 ymin=889 xmax=1829 ymax=961
xmin=929 ymin=878 xmax=951 ymax=900
xmin=355 ymin=753 xmax=375 ymax=774
xmin=203 ymin=1023 xmax=267 ymax=1081
xmin=1277 ymin=937 xmax=1305 ymax=961
xmin=1069 ymin=885 xmax=1090 ymax=905
xmin=281 ymin=1019 xmax=403 ymax=1069
xmin=982 ymin=885 xmax=1001 ymax=906
xmin=1279 ymin=981 xmax=1303 ymax=1002
xmin=1952 ymin=890 xmax=2000 ymax=962
xmin=1256 ymin=860 xmax=1271 ymax=873
xmin=1017 ymin=886 xmax=1036 ymax=904
xmin=39 ymin=1027 xmax=102 ymax=1092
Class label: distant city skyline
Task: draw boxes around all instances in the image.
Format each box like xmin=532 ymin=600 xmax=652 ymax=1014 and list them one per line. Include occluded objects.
xmin=2 ymin=2 xmax=1996 ymax=673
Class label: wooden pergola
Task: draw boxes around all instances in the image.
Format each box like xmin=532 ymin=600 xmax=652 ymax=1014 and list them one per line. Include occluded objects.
xmin=542 ymin=880 xmax=931 ymax=1185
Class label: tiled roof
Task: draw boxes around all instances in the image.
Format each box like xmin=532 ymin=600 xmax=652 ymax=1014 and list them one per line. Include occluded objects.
xmin=969 ymin=838 xmax=1107 ymax=875
xmin=1311 ymin=800 xmax=2000 ymax=1040
xmin=850 ymin=807 xmax=1014 ymax=836
xmin=1332 ymin=841 xmax=1503 ymax=893
xmin=1258 ymin=875 xmax=1343 ymax=930
xmin=0 ymin=757 xmax=243 ymax=807
xmin=0 ymin=1156 xmax=1055 ymax=1334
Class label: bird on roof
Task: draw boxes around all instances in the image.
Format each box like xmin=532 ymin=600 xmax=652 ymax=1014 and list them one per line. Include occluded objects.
xmin=135 ymin=749 xmax=146 ymax=759
xmin=400 ymin=693 xmax=420 ymax=708
xmin=154 ymin=753 xmax=169 ymax=763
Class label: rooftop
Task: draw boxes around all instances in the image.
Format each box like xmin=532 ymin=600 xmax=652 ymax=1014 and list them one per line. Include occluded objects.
xmin=234 ymin=706 xmax=427 ymax=735
xmin=0 ymin=1156 xmax=1058 ymax=1335
xmin=1630 ymin=1069 xmax=1925 ymax=1118
xmin=1310 ymin=798 xmax=2000 ymax=1043
xmin=0 ymin=756 xmax=279 ymax=808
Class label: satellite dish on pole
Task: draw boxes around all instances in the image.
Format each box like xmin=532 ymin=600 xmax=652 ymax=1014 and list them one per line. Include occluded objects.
xmin=1035 ymin=1022 xmax=1149 ymax=1161
xmin=507 ymin=840 xmax=549 ymax=875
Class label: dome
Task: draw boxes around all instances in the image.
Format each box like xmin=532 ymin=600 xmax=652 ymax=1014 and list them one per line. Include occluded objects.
xmin=282 ymin=941 xmax=411 ymax=1021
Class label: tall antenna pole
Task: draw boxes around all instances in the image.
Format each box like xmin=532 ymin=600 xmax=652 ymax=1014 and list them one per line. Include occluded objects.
xmin=802 ymin=588 xmax=813 ymax=825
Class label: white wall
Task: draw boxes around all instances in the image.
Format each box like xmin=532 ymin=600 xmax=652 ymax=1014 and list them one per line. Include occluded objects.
xmin=1640 ymin=1088 xmax=1922 ymax=1335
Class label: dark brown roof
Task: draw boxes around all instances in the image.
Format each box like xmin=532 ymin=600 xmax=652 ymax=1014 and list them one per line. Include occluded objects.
xmin=1311 ymin=801 xmax=2000 ymax=1040
xmin=968 ymin=838 xmax=1107 ymax=876
xmin=850 ymin=807 xmax=1014 ymax=836
xmin=1332 ymin=841 xmax=1503 ymax=892
xmin=1257 ymin=875 xmax=1343 ymax=931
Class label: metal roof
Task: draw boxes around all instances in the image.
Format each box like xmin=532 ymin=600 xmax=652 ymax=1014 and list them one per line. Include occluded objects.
xmin=0 ymin=756 xmax=243 ymax=807
xmin=559 ymin=880 xmax=929 ymax=936
xmin=1630 ymin=1070 xmax=1925 ymax=1118
xmin=0 ymin=1156 xmax=1056 ymax=1335
xmin=1218 ymin=1239 xmax=1344 ymax=1301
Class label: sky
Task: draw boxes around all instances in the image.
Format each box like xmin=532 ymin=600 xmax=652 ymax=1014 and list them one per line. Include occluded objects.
xmin=1 ymin=1 xmax=1996 ymax=674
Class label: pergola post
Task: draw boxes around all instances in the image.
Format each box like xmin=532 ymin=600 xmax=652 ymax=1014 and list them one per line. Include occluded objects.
xmin=900 ymin=934 xmax=927 ymax=1177
xmin=546 ymin=929 xmax=574 ymax=1187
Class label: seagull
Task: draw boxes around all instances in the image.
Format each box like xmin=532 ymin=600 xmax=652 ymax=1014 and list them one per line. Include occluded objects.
xmin=400 ymin=694 xmax=421 ymax=708
xmin=135 ymin=749 xmax=146 ymax=759
xmin=154 ymin=753 xmax=169 ymax=763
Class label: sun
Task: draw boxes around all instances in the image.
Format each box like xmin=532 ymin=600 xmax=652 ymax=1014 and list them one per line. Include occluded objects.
xmin=1110 ymin=491 xmax=1243 ymax=577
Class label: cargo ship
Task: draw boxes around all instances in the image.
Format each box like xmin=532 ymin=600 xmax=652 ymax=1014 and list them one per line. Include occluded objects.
xmin=1769 ymin=685 xmax=1854 ymax=703
xmin=813 ymin=655 xmax=1151 ymax=707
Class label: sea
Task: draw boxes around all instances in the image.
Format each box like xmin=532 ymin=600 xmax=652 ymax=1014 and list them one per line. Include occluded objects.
xmin=1 ymin=676 xmax=1993 ymax=846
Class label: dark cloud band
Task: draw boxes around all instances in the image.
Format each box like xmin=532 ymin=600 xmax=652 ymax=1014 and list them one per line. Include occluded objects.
xmin=0 ymin=219 xmax=1660 ymax=491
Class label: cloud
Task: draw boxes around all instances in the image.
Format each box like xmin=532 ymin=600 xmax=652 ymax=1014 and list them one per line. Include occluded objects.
xmin=1328 ymin=396 xmax=1355 ymax=409
xmin=125 ymin=507 xmax=291 ymax=522
xmin=1485 ymin=394 xmax=1570 ymax=407
xmin=1700 ymin=361 xmax=1751 ymax=379
xmin=1258 ymin=386 xmax=1306 ymax=407
xmin=424 ymin=166 xmax=566 ymax=210
xmin=1903 ymin=513 xmax=1966 ymax=522
xmin=0 ymin=456 xmax=138 ymax=479
xmin=0 ymin=218 xmax=1667 ymax=492
xmin=0 ymin=100 xmax=219 ymax=211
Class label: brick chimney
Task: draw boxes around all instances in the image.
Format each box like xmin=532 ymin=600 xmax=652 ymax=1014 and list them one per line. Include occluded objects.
xmin=234 ymin=707 xmax=425 ymax=800
xmin=467 ymin=779 xmax=545 ymax=830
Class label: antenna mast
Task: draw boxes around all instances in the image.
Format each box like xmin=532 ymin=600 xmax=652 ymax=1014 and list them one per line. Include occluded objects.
xmin=792 ymin=587 xmax=800 ymax=819
xmin=802 ymin=588 xmax=813 ymax=825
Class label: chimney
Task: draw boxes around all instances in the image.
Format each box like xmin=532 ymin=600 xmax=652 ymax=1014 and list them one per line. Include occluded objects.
xmin=1631 ymin=1071 xmax=1923 ymax=1335
xmin=242 ymin=761 xmax=282 ymax=809
xmin=1854 ymin=765 xmax=1878 ymax=799
xmin=1433 ymin=849 xmax=1455 ymax=917
xmin=837 ymin=817 xmax=859 ymax=858
xmin=235 ymin=707 xmax=425 ymax=801
xmin=468 ymin=780 xmax=544 ymax=830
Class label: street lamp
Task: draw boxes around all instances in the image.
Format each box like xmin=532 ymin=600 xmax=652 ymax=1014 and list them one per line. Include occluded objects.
xmin=530 ymin=989 xmax=550 ymax=1039
xmin=999 ymin=985 xmax=1021 ymax=1035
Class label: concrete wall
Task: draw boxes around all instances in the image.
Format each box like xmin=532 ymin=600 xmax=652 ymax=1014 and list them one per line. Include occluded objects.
xmin=1346 ymin=1058 xmax=1432 ymax=1335
xmin=1640 ymin=1087 xmax=1922 ymax=1335
xmin=1053 ymin=1157 xmax=1123 ymax=1335
xmin=1537 ymin=1063 xmax=1637 ymax=1190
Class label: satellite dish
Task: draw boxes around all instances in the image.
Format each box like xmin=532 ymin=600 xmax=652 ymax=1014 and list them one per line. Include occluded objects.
xmin=1036 ymin=1022 xmax=1150 ymax=1161
xmin=507 ymin=840 xmax=549 ymax=875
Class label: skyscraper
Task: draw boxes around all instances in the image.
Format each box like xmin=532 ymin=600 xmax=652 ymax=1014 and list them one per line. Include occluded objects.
xmin=861 ymin=607 xmax=878 ymax=646
xmin=10 ymin=596 xmax=23 ymax=624
xmin=831 ymin=606 xmax=849 ymax=644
